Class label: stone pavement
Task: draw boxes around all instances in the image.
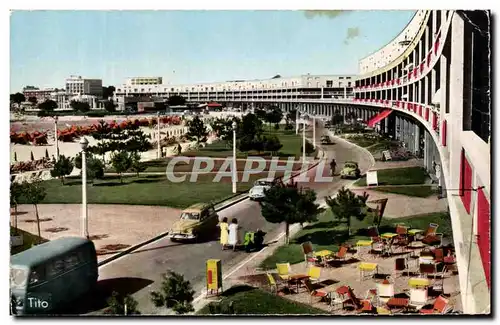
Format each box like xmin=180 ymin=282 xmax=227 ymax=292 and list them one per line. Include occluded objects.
xmin=11 ymin=204 xmax=181 ymax=263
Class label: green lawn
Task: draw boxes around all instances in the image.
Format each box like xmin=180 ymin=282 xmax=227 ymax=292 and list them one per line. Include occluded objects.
xmin=259 ymin=209 xmax=452 ymax=270
xmin=142 ymin=129 xmax=313 ymax=172
xmin=10 ymin=227 xmax=47 ymax=255
xmin=354 ymin=166 xmax=429 ymax=186
xmin=196 ymin=285 xmax=327 ymax=315
xmin=15 ymin=173 xmax=279 ymax=209
xmin=373 ymin=185 xmax=437 ymax=197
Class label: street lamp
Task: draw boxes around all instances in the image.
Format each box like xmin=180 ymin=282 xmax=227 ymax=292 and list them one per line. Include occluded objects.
xmin=79 ymin=137 xmax=89 ymax=239
xmin=232 ymin=121 xmax=238 ymax=194
xmin=312 ymin=109 xmax=317 ymax=149
xmin=54 ymin=116 xmax=59 ymax=162
xmin=295 ymin=107 xmax=299 ymax=135
xmin=157 ymin=111 xmax=161 ymax=159
xmin=301 ymin=113 xmax=306 ymax=163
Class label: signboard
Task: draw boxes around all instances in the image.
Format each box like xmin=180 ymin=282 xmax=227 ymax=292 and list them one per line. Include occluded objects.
xmin=366 ymin=170 xmax=379 ymax=186
xmin=206 ymin=259 xmax=222 ymax=296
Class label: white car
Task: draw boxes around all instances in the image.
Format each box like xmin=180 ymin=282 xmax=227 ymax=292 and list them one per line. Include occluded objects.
xmin=249 ymin=178 xmax=276 ymax=200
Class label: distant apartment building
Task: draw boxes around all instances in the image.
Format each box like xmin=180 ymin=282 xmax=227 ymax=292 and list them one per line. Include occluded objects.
xmin=126 ymin=77 xmax=163 ymax=86
xmin=65 ymin=75 xmax=103 ymax=98
xmin=22 ymin=86 xmax=57 ymax=103
xmin=114 ymin=74 xmax=356 ymax=110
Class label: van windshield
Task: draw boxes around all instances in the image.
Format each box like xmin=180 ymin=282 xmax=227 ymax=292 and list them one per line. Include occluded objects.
xmin=10 ymin=267 xmax=28 ymax=288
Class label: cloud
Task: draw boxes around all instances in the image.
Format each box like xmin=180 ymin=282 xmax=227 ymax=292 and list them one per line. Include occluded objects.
xmin=344 ymin=27 xmax=360 ymax=45
xmin=303 ymin=10 xmax=349 ymax=19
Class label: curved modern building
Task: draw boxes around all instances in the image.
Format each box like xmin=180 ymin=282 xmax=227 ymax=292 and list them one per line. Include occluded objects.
xmin=114 ymin=10 xmax=491 ymax=313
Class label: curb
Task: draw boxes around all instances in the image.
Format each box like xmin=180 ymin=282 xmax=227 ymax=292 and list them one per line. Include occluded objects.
xmin=98 ymin=147 xmax=326 ymax=268
xmin=327 ymin=131 xmax=376 ymax=170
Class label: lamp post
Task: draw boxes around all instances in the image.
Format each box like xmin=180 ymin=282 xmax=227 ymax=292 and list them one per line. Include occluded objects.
xmin=312 ymin=109 xmax=317 ymax=149
xmin=295 ymin=107 xmax=299 ymax=135
xmin=79 ymin=137 xmax=89 ymax=238
xmin=301 ymin=113 xmax=306 ymax=163
xmin=54 ymin=116 xmax=59 ymax=162
xmin=157 ymin=111 xmax=161 ymax=159
xmin=232 ymin=121 xmax=238 ymax=194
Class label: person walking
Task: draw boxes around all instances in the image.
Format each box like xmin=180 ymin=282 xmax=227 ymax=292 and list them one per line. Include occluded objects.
xmin=228 ymin=218 xmax=240 ymax=251
xmin=330 ymin=158 xmax=337 ymax=176
xmin=218 ymin=217 xmax=229 ymax=250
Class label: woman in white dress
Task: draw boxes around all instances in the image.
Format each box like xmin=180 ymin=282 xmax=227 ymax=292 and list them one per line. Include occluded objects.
xmin=228 ymin=218 xmax=240 ymax=251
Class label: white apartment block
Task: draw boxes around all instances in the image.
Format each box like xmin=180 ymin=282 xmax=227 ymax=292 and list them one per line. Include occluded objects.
xmin=65 ymin=75 xmax=103 ymax=98
xmin=126 ymin=77 xmax=163 ymax=85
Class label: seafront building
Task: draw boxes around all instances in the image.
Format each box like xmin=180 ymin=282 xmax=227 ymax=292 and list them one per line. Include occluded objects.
xmin=114 ymin=10 xmax=490 ymax=313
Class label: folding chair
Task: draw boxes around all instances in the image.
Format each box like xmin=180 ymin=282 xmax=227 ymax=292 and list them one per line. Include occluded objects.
xmin=376 ymin=280 xmax=394 ymax=305
xmin=408 ymin=288 xmax=429 ymax=310
xmin=394 ymin=257 xmax=409 ymax=278
xmin=307 ymin=266 xmax=321 ymax=283
xmin=266 ymin=272 xmax=278 ymax=294
xmin=419 ymin=295 xmax=452 ymax=314
xmin=276 ymin=263 xmax=291 ymax=282
xmin=302 ymin=241 xmax=319 ymax=266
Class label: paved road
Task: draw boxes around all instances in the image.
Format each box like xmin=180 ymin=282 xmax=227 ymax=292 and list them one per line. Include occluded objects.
xmin=62 ymin=125 xmax=373 ymax=315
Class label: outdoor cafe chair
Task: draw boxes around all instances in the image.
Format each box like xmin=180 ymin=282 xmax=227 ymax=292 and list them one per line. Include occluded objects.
xmin=304 ymin=279 xmax=329 ymax=305
xmin=407 ymin=288 xmax=429 ymax=310
xmin=376 ymin=279 xmax=394 ymax=305
xmin=307 ymin=266 xmax=322 ymax=284
xmin=266 ymin=272 xmax=279 ymax=295
xmin=419 ymin=295 xmax=452 ymax=314
xmin=302 ymin=241 xmax=319 ymax=266
xmin=276 ymin=263 xmax=291 ymax=280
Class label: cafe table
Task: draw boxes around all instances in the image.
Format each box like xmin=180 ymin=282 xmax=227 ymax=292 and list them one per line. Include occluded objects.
xmin=408 ymin=229 xmax=424 ymax=236
xmin=408 ymin=277 xmax=431 ymax=288
xmin=381 ymin=233 xmax=398 ymax=239
xmin=314 ymin=250 xmax=333 ymax=258
xmin=287 ymin=274 xmax=310 ymax=293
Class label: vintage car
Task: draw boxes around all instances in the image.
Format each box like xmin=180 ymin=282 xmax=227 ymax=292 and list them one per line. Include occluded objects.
xmin=249 ymin=178 xmax=276 ymax=200
xmin=320 ymin=135 xmax=332 ymax=145
xmin=168 ymin=203 xmax=219 ymax=241
xmin=340 ymin=161 xmax=361 ymax=179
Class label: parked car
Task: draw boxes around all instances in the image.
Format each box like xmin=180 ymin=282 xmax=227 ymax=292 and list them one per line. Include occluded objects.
xmin=249 ymin=178 xmax=276 ymax=200
xmin=340 ymin=161 xmax=361 ymax=179
xmin=320 ymin=135 xmax=332 ymax=145
xmin=168 ymin=203 xmax=219 ymax=242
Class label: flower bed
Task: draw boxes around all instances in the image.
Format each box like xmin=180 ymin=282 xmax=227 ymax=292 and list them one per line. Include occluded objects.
xmin=10 ymin=158 xmax=54 ymax=174
xmin=10 ymin=131 xmax=48 ymax=145
xmin=10 ymin=116 xmax=183 ymax=144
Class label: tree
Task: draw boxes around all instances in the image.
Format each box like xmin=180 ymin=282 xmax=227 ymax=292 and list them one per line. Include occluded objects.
xmin=301 ymin=140 xmax=315 ymax=155
xmin=106 ymin=291 xmax=140 ymax=315
xmin=260 ymin=180 xmax=324 ymax=244
xmin=14 ymin=151 xmax=17 ymax=162
xmin=75 ymin=153 xmax=105 ymax=184
xmin=38 ymin=99 xmax=58 ymax=112
xmin=263 ymin=135 xmax=283 ymax=155
xmin=50 ymin=155 xmax=74 ymax=185
xmin=186 ymin=116 xmax=209 ymax=144
xmin=10 ymin=182 xmax=25 ymax=234
xmin=150 ymin=270 xmax=195 ymax=315
xmin=30 ymin=151 xmax=34 ymax=161
xmin=237 ymin=113 xmax=263 ymax=140
xmin=102 ymin=86 xmax=116 ymax=100
xmin=103 ymin=100 xmax=116 ymax=112
xmin=45 ymin=148 xmax=49 ymax=159
xmin=110 ymin=151 xmax=133 ymax=183
xmin=154 ymin=102 xmax=167 ymax=111
xmin=345 ymin=111 xmax=357 ymax=124
xmin=325 ymin=187 xmax=370 ymax=236
xmin=28 ymin=97 xmax=38 ymax=105
xmin=286 ymin=108 xmax=297 ymax=125
xmin=21 ymin=179 xmax=47 ymax=244
xmin=70 ymin=100 xmax=90 ymax=112
xmin=10 ymin=93 xmax=25 ymax=105
xmin=167 ymin=95 xmax=186 ymax=107
xmin=254 ymin=108 xmax=268 ymax=122
xmin=265 ymin=107 xmax=283 ymax=130
xmin=210 ymin=117 xmax=237 ymax=147
xmin=130 ymin=152 xmax=146 ymax=176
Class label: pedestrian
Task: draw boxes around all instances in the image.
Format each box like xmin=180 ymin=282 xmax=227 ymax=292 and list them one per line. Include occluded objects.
xmin=330 ymin=158 xmax=337 ymax=176
xmin=218 ymin=217 xmax=229 ymax=250
xmin=228 ymin=218 xmax=240 ymax=251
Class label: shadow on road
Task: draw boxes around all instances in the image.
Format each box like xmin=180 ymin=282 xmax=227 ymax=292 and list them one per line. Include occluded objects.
xmin=56 ymin=277 xmax=154 ymax=315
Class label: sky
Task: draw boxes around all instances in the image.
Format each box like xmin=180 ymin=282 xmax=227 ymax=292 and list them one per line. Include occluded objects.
xmin=10 ymin=10 xmax=415 ymax=92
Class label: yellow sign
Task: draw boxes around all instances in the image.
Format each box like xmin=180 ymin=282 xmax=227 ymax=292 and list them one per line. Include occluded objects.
xmin=206 ymin=259 xmax=222 ymax=294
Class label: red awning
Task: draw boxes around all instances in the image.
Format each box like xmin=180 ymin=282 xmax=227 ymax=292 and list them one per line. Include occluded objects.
xmin=367 ymin=109 xmax=393 ymax=128
xmin=207 ymin=103 xmax=222 ymax=107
